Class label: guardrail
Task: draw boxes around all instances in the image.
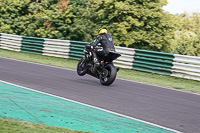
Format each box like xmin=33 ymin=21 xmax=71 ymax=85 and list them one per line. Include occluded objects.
xmin=0 ymin=33 xmax=200 ymax=81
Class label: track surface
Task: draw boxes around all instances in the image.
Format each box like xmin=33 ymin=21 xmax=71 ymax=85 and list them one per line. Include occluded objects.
xmin=0 ymin=57 xmax=200 ymax=133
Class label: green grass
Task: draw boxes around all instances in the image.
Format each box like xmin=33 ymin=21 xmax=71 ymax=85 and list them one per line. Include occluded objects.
xmin=0 ymin=49 xmax=200 ymax=94
xmin=0 ymin=118 xmax=90 ymax=133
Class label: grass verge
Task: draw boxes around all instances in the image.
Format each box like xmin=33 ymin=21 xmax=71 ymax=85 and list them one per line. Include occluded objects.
xmin=0 ymin=118 xmax=90 ymax=133
xmin=0 ymin=49 xmax=200 ymax=94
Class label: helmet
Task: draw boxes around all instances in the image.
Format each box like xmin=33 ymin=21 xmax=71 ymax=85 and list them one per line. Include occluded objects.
xmin=98 ymin=28 xmax=107 ymax=36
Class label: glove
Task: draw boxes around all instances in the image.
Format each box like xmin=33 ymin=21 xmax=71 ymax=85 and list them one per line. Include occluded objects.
xmin=86 ymin=44 xmax=93 ymax=49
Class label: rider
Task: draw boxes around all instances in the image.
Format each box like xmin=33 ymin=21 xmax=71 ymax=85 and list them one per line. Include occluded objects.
xmin=88 ymin=28 xmax=115 ymax=70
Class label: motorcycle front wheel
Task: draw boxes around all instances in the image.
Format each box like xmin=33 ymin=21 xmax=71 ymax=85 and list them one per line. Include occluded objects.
xmin=77 ymin=57 xmax=88 ymax=76
xmin=100 ymin=63 xmax=117 ymax=86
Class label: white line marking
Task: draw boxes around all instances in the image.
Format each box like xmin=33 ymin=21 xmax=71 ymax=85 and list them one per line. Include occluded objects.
xmin=0 ymin=56 xmax=199 ymax=96
xmin=0 ymin=79 xmax=182 ymax=133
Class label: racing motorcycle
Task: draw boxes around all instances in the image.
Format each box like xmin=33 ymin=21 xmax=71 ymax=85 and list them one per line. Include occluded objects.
xmin=77 ymin=45 xmax=121 ymax=86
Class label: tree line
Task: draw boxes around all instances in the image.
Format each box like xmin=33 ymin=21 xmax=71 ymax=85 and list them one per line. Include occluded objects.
xmin=0 ymin=0 xmax=200 ymax=56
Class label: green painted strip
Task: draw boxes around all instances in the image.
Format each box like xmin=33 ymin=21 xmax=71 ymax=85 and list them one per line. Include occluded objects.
xmin=70 ymin=44 xmax=86 ymax=48
xmin=21 ymin=48 xmax=43 ymax=55
xmin=68 ymin=57 xmax=81 ymax=60
xmin=132 ymin=63 xmax=172 ymax=75
xmin=69 ymin=52 xmax=84 ymax=56
xmin=133 ymin=63 xmax=172 ymax=72
xmin=0 ymin=82 xmax=174 ymax=133
xmin=21 ymin=44 xmax=43 ymax=49
xmin=21 ymin=50 xmax=43 ymax=55
xmin=70 ymin=47 xmax=84 ymax=51
xmin=136 ymin=49 xmax=174 ymax=56
xmin=21 ymin=36 xmax=44 ymax=54
xmin=21 ymin=47 xmax=43 ymax=52
xmin=69 ymin=51 xmax=84 ymax=55
xmin=69 ymin=40 xmax=88 ymax=60
xmin=134 ymin=56 xmax=173 ymax=64
xmin=135 ymin=53 xmax=174 ymax=60
xmin=132 ymin=67 xmax=172 ymax=76
xmin=22 ymin=39 xmax=44 ymax=43
xmin=135 ymin=49 xmax=174 ymax=60
xmin=23 ymin=36 xmax=45 ymax=40
xmin=134 ymin=57 xmax=173 ymax=68
xmin=21 ymin=42 xmax=44 ymax=46
xmin=69 ymin=53 xmax=84 ymax=60
xmin=134 ymin=60 xmax=172 ymax=68
xmin=133 ymin=49 xmax=174 ymax=76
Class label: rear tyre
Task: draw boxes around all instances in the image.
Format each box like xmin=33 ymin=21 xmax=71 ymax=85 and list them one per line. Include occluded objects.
xmin=77 ymin=57 xmax=87 ymax=76
xmin=100 ymin=64 xmax=117 ymax=86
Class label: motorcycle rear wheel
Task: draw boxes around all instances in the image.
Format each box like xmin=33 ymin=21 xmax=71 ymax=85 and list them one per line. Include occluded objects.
xmin=100 ymin=63 xmax=117 ymax=86
xmin=77 ymin=57 xmax=87 ymax=76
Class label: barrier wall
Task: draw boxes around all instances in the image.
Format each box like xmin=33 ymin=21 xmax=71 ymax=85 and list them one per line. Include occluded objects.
xmin=1 ymin=33 xmax=200 ymax=81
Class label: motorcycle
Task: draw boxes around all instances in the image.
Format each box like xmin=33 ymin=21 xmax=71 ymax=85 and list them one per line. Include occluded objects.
xmin=77 ymin=45 xmax=121 ymax=86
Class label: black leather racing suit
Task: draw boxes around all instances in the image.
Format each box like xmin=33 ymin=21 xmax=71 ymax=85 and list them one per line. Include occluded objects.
xmin=90 ymin=33 xmax=115 ymax=64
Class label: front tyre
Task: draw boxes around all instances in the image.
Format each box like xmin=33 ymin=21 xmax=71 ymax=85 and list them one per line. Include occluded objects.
xmin=100 ymin=64 xmax=117 ymax=86
xmin=77 ymin=57 xmax=87 ymax=76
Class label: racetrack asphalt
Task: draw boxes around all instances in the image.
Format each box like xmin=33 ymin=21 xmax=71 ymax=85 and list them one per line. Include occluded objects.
xmin=0 ymin=56 xmax=200 ymax=133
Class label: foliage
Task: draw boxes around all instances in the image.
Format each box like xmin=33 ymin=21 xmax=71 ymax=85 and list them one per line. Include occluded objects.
xmin=67 ymin=0 xmax=98 ymax=42
xmin=88 ymin=0 xmax=179 ymax=52
xmin=0 ymin=0 xmax=74 ymax=39
xmin=169 ymin=13 xmax=200 ymax=56
xmin=0 ymin=0 xmax=200 ymax=56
